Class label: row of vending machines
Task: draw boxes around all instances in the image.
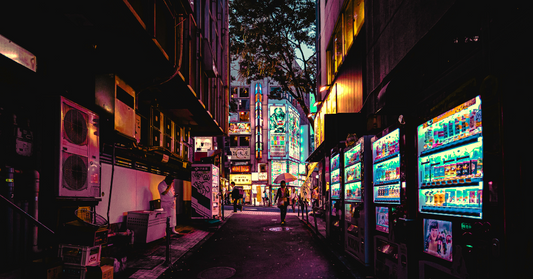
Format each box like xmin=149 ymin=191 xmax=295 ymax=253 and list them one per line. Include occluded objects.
xmin=327 ymin=95 xmax=501 ymax=279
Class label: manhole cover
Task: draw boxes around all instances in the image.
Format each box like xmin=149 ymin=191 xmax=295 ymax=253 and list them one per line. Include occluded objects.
xmin=197 ymin=267 xmax=236 ymax=279
xmin=264 ymin=226 xmax=291 ymax=232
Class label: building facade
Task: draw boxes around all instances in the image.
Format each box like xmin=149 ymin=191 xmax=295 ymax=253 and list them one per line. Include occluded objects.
xmin=311 ymin=0 xmax=527 ymax=278
xmin=0 ymin=0 xmax=230 ymax=274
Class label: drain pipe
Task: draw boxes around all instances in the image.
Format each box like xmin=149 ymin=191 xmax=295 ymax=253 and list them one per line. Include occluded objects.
xmin=6 ymin=167 xmax=14 ymax=258
xmin=32 ymin=170 xmax=40 ymax=253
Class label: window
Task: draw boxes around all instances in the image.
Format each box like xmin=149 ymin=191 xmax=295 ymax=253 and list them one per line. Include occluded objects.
xmin=239 ymin=111 xmax=250 ymax=122
xmin=231 ymin=87 xmax=238 ymax=98
xmin=239 ymin=87 xmax=249 ymax=98
xmin=239 ymin=136 xmax=250 ymax=146
xmin=239 ymin=99 xmax=250 ymax=110
xmin=344 ymin=0 xmax=354 ymax=53
xmin=230 ymin=136 xmax=238 ymax=146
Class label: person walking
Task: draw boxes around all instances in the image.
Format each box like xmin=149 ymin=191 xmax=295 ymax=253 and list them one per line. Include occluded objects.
xmin=231 ymin=182 xmax=242 ymax=212
xmin=158 ymin=175 xmax=179 ymax=235
xmin=290 ymin=189 xmax=297 ymax=213
xmin=274 ymin=181 xmax=290 ymax=225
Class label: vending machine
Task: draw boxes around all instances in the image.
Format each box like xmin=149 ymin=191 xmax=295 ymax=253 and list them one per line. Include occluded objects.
xmin=372 ymin=123 xmax=417 ymax=279
xmin=417 ymin=95 xmax=501 ymax=279
xmin=329 ymin=150 xmax=343 ymax=246
xmin=344 ymin=135 xmax=374 ymax=268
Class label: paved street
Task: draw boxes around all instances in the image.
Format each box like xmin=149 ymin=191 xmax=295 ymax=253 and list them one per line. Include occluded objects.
xmin=159 ymin=207 xmax=362 ymax=279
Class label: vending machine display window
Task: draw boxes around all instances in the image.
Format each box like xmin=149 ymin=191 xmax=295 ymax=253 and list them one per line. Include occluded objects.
xmin=344 ymin=143 xmax=361 ymax=166
xmin=417 ymin=96 xmax=483 ymax=219
xmin=345 ymin=182 xmax=362 ymax=201
xmin=376 ymin=207 xmax=389 ymax=233
xmin=373 ymin=128 xmax=401 ymax=204
xmin=423 ymin=219 xmax=453 ymax=262
xmin=331 ymin=183 xmax=341 ymax=199
xmin=345 ymin=163 xmax=361 ymax=183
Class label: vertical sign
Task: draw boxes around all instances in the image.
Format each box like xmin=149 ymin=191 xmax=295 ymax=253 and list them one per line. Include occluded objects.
xmin=255 ymin=83 xmax=263 ymax=159
xmin=269 ymin=105 xmax=286 ymax=157
xmin=288 ymin=106 xmax=300 ymax=160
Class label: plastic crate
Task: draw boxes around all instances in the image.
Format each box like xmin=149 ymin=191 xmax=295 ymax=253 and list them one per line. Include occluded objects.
xmin=126 ymin=211 xmax=167 ymax=244
xmin=58 ymin=244 xmax=101 ymax=267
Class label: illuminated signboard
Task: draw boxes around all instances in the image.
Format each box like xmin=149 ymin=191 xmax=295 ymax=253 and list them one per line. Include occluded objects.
xmin=288 ymin=106 xmax=300 ymax=160
xmin=271 ymin=160 xmax=287 ymax=185
xmin=289 ymin=161 xmax=299 ymax=186
xmin=229 ymin=122 xmax=251 ymax=134
xmin=255 ymin=83 xmax=263 ymax=159
xmin=231 ymin=165 xmax=251 ymax=173
xmin=194 ymin=137 xmax=212 ymax=152
xmin=269 ymin=105 xmax=286 ymax=157
xmin=230 ymin=147 xmax=250 ymax=160
xmin=230 ymin=174 xmax=252 ymax=184
xmin=314 ymin=85 xmax=337 ymax=148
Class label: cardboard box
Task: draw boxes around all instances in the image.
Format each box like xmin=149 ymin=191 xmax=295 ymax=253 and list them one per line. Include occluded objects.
xmin=101 ymin=265 xmax=113 ymax=279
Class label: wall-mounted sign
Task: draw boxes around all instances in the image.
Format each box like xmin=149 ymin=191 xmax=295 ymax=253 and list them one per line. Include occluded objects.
xmin=229 ymin=122 xmax=251 ymax=134
xmin=233 ymin=161 xmax=250 ymax=166
xmin=258 ymin=172 xmax=268 ymax=181
xmin=194 ymin=137 xmax=213 ymax=152
xmin=269 ymin=105 xmax=286 ymax=157
xmin=230 ymin=174 xmax=252 ymax=185
xmin=231 ymin=165 xmax=251 ymax=173
xmin=230 ymin=147 xmax=250 ymax=160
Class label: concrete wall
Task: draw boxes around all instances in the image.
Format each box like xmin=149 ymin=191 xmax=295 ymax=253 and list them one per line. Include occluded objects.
xmin=96 ymin=164 xmax=170 ymax=225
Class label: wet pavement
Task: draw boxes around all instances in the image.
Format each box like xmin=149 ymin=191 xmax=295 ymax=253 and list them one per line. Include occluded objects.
xmin=159 ymin=207 xmax=362 ymax=279
xmin=110 ymin=205 xmax=365 ymax=279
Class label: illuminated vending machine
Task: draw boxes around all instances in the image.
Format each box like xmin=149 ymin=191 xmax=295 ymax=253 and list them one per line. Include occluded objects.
xmin=344 ymin=135 xmax=374 ymax=268
xmin=329 ymin=149 xmax=343 ymax=246
xmin=373 ymin=124 xmax=417 ymax=279
xmin=417 ymin=96 xmax=497 ymax=279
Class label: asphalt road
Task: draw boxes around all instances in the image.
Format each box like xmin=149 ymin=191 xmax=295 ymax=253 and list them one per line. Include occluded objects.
xmin=159 ymin=206 xmax=359 ymax=279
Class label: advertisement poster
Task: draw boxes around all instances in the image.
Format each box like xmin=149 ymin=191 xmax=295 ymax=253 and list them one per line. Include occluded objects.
xmin=194 ymin=137 xmax=212 ymax=152
xmin=423 ymin=219 xmax=453 ymax=261
xmin=289 ymin=161 xmax=299 ymax=186
xmin=376 ymin=207 xmax=389 ymax=233
xmin=229 ymin=122 xmax=251 ymax=134
xmin=191 ymin=164 xmax=216 ymax=219
xmin=269 ymin=105 xmax=286 ymax=157
xmin=288 ymin=107 xmax=300 ymax=160
xmin=271 ymin=160 xmax=287 ymax=185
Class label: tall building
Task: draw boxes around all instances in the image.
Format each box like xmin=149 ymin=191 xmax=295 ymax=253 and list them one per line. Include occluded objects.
xmin=0 ymin=0 xmax=230 ymax=273
xmin=228 ymin=61 xmax=310 ymax=204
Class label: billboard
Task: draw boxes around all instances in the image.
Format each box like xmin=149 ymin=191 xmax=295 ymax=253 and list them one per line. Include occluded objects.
xmin=269 ymin=105 xmax=286 ymax=157
xmin=229 ymin=122 xmax=251 ymax=134
xmin=289 ymin=161 xmax=299 ymax=186
xmin=194 ymin=137 xmax=212 ymax=152
xmin=287 ymin=106 xmax=300 ymax=160
xmin=271 ymin=160 xmax=287 ymax=185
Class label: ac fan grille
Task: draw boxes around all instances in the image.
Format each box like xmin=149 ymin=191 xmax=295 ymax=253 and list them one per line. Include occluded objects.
xmin=63 ymin=153 xmax=88 ymax=191
xmin=64 ymin=108 xmax=88 ymax=145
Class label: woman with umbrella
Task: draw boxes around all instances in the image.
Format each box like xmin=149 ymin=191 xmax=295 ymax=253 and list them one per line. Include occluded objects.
xmin=273 ymin=173 xmax=297 ymax=225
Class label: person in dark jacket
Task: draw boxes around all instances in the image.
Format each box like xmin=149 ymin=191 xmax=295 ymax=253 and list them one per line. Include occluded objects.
xmin=230 ymin=182 xmax=242 ymax=212
xmin=274 ymin=180 xmax=290 ymax=225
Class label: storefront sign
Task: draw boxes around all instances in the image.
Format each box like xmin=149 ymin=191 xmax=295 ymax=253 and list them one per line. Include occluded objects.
xmin=229 ymin=122 xmax=251 ymax=134
xmin=230 ymin=147 xmax=250 ymax=160
xmin=252 ymin=172 xmax=268 ymax=181
xmin=230 ymin=174 xmax=252 ymax=184
xmin=231 ymin=165 xmax=251 ymax=173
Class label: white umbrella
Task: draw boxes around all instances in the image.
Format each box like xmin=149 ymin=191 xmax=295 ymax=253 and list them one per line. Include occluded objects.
xmin=274 ymin=173 xmax=298 ymax=184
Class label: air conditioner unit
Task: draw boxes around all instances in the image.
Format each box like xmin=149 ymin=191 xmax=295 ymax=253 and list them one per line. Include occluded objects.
xmin=59 ymin=97 xmax=100 ymax=197
xmin=95 ymin=74 xmax=136 ymax=140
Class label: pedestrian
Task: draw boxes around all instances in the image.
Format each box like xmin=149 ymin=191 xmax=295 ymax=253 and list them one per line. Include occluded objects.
xmin=274 ymin=180 xmax=290 ymax=225
xmin=263 ymin=190 xmax=269 ymax=206
xmin=158 ymin=174 xmax=179 ymax=235
xmin=290 ymin=189 xmax=297 ymax=212
xmin=231 ymin=182 xmax=242 ymax=212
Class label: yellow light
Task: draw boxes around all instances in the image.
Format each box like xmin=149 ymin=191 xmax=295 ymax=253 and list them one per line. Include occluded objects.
xmin=320 ymin=86 xmax=328 ymax=92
